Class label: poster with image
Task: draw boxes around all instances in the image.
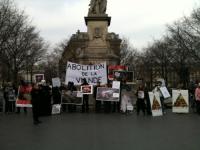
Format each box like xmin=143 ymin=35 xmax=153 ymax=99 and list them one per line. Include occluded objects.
xmin=16 ymin=85 xmax=32 ymax=107
xmin=34 ymin=74 xmax=44 ymax=83
xmin=61 ymin=91 xmax=83 ymax=105
xmin=96 ymin=87 xmax=120 ymax=101
xmin=108 ymin=65 xmax=128 ymax=80
xmin=172 ymin=90 xmax=189 ymax=113
xmin=149 ymin=92 xmax=163 ymax=117
xmin=113 ymin=71 xmax=134 ymax=83
xmin=81 ymin=85 xmax=93 ymax=94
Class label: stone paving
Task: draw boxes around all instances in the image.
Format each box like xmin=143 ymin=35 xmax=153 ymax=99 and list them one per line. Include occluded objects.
xmin=0 ymin=109 xmax=200 ymax=150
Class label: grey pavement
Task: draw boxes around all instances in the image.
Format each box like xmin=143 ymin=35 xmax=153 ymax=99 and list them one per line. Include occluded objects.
xmin=0 ymin=110 xmax=200 ymax=150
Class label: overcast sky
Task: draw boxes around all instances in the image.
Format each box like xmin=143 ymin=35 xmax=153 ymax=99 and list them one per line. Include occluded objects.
xmin=14 ymin=0 xmax=200 ymax=50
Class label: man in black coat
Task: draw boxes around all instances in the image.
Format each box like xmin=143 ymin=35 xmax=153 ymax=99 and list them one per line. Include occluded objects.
xmin=31 ymin=83 xmax=41 ymax=125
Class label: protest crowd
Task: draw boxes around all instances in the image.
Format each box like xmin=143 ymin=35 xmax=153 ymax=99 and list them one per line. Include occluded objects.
xmin=1 ymin=63 xmax=200 ymax=125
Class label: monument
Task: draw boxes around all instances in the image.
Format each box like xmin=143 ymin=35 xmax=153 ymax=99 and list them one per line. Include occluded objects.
xmin=59 ymin=0 xmax=121 ymax=79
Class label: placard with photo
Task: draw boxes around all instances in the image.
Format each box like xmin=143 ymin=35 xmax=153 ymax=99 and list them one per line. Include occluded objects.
xmin=81 ymin=85 xmax=93 ymax=94
xmin=61 ymin=91 xmax=83 ymax=105
xmin=96 ymin=87 xmax=120 ymax=101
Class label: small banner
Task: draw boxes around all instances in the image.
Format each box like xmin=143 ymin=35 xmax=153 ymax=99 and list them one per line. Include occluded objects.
xmin=149 ymin=92 xmax=163 ymax=117
xmin=16 ymin=85 xmax=32 ymax=107
xmin=65 ymin=61 xmax=107 ymax=85
xmin=172 ymin=90 xmax=189 ymax=113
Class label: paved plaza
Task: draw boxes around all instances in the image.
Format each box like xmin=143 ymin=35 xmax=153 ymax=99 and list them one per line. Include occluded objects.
xmin=0 ymin=109 xmax=200 ymax=150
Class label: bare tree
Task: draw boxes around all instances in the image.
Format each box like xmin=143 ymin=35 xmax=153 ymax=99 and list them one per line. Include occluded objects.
xmin=42 ymin=39 xmax=68 ymax=83
xmin=0 ymin=0 xmax=47 ymax=85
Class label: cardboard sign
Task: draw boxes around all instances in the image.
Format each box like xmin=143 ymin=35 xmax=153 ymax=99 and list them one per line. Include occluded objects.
xmin=172 ymin=90 xmax=189 ymax=113
xmin=52 ymin=77 xmax=61 ymax=87
xmin=149 ymin=92 xmax=163 ymax=117
xmin=160 ymin=87 xmax=170 ymax=98
xmin=52 ymin=104 xmax=61 ymax=115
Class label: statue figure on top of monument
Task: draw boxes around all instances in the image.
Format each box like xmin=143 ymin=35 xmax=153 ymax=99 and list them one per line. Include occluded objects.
xmin=88 ymin=0 xmax=107 ymax=15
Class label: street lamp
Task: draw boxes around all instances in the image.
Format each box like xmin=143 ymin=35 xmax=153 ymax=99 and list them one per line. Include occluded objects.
xmin=26 ymin=50 xmax=31 ymax=82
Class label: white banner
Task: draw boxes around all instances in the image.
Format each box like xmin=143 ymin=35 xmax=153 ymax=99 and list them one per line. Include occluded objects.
xmin=172 ymin=90 xmax=189 ymax=113
xmin=65 ymin=62 xmax=107 ymax=85
xmin=149 ymin=92 xmax=163 ymax=117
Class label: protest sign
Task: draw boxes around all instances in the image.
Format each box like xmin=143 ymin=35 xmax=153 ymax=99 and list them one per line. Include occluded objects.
xmin=81 ymin=85 xmax=93 ymax=94
xmin=160 ymin=87 xmax=171 ymax=98
xmin=108 ymin=65 xmax=128 ymax=80
xmin=149 ymin=92 xmax=163 ymax=117
xmin=34 ymin=74 xmax=44 ymax=83
xmin=65 ymin=62 xmax=107 ymax=85
xmin=96 ymin=87 xmax=120 ymax=101
xmin=138 ymin=91 xmax=144 ymax=99
xmin=172 ymin=90 xmax=189 ymax=113
xmin=112 ymin=81 xmax=120 ymax=89
xmin=16 ymin=85 xmax=32 ymax=107
xmin=52 ymin=104 xmax=61 ymax=115
xmin=52 ymin=77 xmax=61 ymax=87
xmin=61 ymin=91 xmax=83 ymax=105
xmin=113 ymin=71 xmax=134 ymax=83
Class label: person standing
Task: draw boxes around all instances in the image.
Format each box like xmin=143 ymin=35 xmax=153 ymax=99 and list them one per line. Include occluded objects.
xmin=3 ymin=85 xmax=9 ymax=114
xmin=136 ymin=85 xmax=146 ymax=116
xmin=94 ymin=81 xmax=101 ymax=113
xmin=67 ymin=82 xmax=77 ymax=112
xmin=8 ymin=84 xmax=16 ymax=113
xmin=195 ymin=83 xmax=200 ymax=114
xmin=81 ymin=78 xmax=89 ymax=113
xmin=144 ymin=84 xmax=152 ymax=115
xmin=104 ymin=82 xmax=112 ymax=113
xmin=39 ymin=81 xmax=52 ymax=116
xmin=31 ymin=83 xmax=41 ymax=125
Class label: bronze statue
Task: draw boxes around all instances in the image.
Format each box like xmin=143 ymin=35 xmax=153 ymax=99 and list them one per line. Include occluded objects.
xmin=88 ymin=0 xmax=107 ymax=15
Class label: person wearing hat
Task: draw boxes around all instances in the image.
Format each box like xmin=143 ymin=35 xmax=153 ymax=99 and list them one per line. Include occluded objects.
xmin=195 ymin=83 xmax=200 ymax=114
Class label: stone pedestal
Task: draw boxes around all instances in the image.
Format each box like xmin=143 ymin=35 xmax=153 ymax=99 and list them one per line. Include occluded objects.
xmin=77 ymin=15 xmax=119 ymax=65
